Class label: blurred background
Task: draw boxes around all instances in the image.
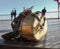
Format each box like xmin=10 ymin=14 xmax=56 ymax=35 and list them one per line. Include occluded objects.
xmin=0 ymin=0 xmax=60 ymax=20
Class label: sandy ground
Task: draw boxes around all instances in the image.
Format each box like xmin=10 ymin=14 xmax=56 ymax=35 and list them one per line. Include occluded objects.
xmin=0 ymin=19 xmax=60 ymax=48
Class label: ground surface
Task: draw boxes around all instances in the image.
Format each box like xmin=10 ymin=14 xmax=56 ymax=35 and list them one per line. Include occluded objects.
xmin=0 ymin=19 xmax=60 ymax=48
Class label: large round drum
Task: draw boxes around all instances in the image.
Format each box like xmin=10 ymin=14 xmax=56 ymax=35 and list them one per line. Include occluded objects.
xmin=19 ymin=13 xmax=47 ymax=41
xmin=11 ymin=12 xmax=47 ymax=42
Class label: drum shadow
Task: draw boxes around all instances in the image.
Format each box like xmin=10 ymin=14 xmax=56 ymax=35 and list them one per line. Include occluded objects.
xmin=2 ymin=37 xmax=46 ymax=47
xmin=3 ymin=38 xmax=36 ymax=46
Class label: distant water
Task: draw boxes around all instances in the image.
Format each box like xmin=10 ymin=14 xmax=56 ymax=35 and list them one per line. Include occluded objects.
xmin=0 ymin=14 xmax=18 ymax=20
xmin=0 ymin=12 xmax=60 ymax=20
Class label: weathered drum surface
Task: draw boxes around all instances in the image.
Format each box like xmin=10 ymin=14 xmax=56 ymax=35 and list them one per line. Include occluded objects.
xmin=19 ymin=14 xmax=47 ymax=41
xmin=11 ymin=13 xmax=47 ymax=41
xmin=2 ymin=7 xmax=47 ymax=42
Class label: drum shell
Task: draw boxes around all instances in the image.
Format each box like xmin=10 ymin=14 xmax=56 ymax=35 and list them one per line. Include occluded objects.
xmin=19 ymin=19 xmax=47 ymax=42
xmin=11 ymin=14 xmax=47 ymax=42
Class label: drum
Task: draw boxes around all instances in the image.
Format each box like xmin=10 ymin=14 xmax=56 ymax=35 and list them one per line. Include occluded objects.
xmin=16 ymin=13 xmax=48 ymax=42
xmin=2 ymin=12 xmax=47 ymax=42
xmin=2 ymin=6 xmax=47 ymax=42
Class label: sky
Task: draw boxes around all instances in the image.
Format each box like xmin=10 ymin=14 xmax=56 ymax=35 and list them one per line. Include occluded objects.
xmin=0 ymin=0 xmax=58 ymax=14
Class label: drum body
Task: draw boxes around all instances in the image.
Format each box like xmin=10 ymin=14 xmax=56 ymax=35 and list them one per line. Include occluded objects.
xmin=11 ymin=13 xmax=47 ymax=42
